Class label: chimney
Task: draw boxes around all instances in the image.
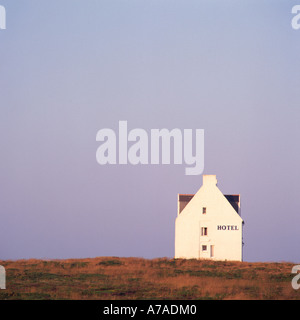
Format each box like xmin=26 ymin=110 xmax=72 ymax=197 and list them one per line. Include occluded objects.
xmin=203 ymin=175 xmax=217 ymax=186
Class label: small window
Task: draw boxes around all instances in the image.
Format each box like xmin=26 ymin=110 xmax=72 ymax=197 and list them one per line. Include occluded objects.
xmin=202 ymin=207 xmax=206 ymax=214
xmin=201 ymin=227 xmax=208 ymax=236
xmin=202 ymin=245 xmax=207 ymax=251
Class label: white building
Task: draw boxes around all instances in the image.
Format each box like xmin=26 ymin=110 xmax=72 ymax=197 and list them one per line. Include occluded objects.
xmin=175 ymin=175 xmax=244 ymax=261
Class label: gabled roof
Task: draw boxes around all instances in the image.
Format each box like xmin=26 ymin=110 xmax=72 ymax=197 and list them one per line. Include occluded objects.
xmin=224 ymin=195 xmax=240 ymax=215
xmin=178 ymin=194 xmax=194 ymax=214
xmin=178 ymin=193 xmax=240 ymax=216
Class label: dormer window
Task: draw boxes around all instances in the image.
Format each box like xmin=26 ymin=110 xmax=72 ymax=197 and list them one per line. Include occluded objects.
xmin=202 ymin=207 xmax=206 ymax=214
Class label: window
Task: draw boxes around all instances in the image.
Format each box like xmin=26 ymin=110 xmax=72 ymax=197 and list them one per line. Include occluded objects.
xmin=202 ymin=245 xmax=207 ymax=251
xmin=202 ymin=207 xmax=206 ymax=214
xmin=201 ymin=227 xmax=208 ymax=236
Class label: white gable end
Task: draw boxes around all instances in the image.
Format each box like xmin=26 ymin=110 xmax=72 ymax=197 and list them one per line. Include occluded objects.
xmin=175 ymin=175 xmax=244 ymax=261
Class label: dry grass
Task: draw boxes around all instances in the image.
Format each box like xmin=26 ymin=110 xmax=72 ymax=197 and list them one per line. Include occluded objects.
xmin=0 ymin=257 xmax=299 ymax=300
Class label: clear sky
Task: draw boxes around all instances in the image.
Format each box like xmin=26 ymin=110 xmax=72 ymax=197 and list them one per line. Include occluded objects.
xmin=0 ymin=1 xmax=299 ymax=262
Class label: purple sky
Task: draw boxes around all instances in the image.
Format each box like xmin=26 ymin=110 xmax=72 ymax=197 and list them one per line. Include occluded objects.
xmin=0 ymin=1 xmax=299 ymax=262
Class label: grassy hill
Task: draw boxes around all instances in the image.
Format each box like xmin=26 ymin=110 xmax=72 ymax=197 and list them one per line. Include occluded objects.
xmin=0 ymin=257 xmax=299 ymax=300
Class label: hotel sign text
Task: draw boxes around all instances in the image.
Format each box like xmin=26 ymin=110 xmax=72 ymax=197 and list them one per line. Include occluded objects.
xmin=217 ymin=225 xmax=239 ymax=231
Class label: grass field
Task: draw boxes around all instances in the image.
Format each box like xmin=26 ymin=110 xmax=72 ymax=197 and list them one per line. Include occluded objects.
xmin=0 ymin=257 xmax=299 ymax=300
